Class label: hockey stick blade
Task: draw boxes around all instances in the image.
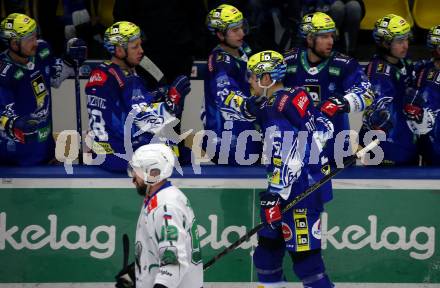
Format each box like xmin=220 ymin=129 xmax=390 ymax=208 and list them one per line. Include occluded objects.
xmin=139 ymin=56 xmax=165 ymax=83
xmin=203 ymin=139 xmax=380 ymax=271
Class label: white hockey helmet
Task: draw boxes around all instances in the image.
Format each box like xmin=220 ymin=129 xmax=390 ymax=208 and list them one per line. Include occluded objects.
xmin=128 ymin=143 xmax=175 ymax=185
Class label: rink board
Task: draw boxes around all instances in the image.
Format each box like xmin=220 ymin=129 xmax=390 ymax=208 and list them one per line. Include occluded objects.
xmin=0 ymin=167 xmax=439 ymax=286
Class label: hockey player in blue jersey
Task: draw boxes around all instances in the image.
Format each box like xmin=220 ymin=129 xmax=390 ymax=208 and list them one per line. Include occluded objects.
xmin=283 ymin=12 xmax=373 ymax=165
xmin=244 ymin=50 xmax=334 ymax=288
xmin=86 ymin=21 xmax=191 ymax=172
xmin=0 ymin=13 xmax=87 ymax=166
xmin=203 ymin=4 xmax=262 ymax=165
xmin=404 ymin=25 xmax=440 ymax=165
xmin=360 ymin=14 xmax=418 ymax=165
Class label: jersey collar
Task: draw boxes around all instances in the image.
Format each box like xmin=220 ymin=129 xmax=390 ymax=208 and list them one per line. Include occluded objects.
xmin=300 ymin=50 xmax=331 ymax=75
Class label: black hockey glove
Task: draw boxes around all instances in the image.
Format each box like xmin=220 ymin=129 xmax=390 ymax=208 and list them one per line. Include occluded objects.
xmin=367 ymin=108 xmax=393 ymax=132
xmin=243 ymin=96 xmax=266 ymax=119
xmin=260 ymin=191 xmax=282 ymax=230
xmin=320 ymin=96 xmax=349 ymax=117
xmin=165 ymin=75 xmax=191 ymax=115
xmin=4 ymin=115 xmax=47 ymax=144
xmin=115 ymin=262 xmax=135 ymax=288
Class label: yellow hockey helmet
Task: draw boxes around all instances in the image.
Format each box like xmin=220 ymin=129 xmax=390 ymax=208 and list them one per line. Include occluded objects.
xmin=104 ymin=21 xmax=142 ymax=54
xmin=0 ymin=13 xmax=37 ymax=44
xmin=300 ymin=12 xmax=336 ymax=38
xmin=206 ymin=4 xmax=245 ymax=34
xmin=373 ymin=14 xmax=411 ymax=45
xmin=247 ymin=50 xmax=286 ymax=81
xmin=427 ymin=25 xmax=440 ymax=50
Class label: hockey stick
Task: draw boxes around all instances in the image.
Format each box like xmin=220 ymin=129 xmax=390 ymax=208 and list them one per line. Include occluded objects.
xmin=73 ymin=61 xmax=83 ymax=164
xmin=122 ymin=233 xmax=129 ymax=269
xmin=203 ymin=139 xmax=380 ymax=271
xmin=139 ymin=55 xmax=165 ymax=83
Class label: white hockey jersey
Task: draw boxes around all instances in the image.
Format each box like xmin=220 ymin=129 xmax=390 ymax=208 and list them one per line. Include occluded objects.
xmin=135 ymin=181 xmax=203 ymax=288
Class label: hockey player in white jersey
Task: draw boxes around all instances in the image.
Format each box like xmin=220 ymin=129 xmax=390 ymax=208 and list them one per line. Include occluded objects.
xmin=128 ymin=143 xmax=203 ymax=288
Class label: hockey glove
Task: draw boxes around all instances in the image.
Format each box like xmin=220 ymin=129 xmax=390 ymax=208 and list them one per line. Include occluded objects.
xmin=260 ymin=192 xmax=282 ymax=230
xmin=320 ymin=96 xmax=349 ymax=117
xmin=403 ymin=104 xmax=424 ymax=124
xmin=165 ymin=75 xmax=191 ymax=114
xmin=65 ymin=37 xmax=88 ymax=67
xmin=243 ymin=96 xmax=265 ymax=119
xmin=4 ymin=115 xmax=46 ymax=144
xmin=367 ymin=109 xmax=393 ymax=132
xmin=115 ymin=262 xmax=135 ymax=288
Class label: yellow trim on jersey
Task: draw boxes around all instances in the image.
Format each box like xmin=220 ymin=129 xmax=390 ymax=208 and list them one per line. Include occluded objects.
xmin=294 ymin=209 xmax=310 ymax=252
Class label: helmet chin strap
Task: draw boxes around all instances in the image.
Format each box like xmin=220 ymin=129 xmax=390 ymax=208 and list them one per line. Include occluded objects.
xmin=257 ymin=79 xmax=276 ymax=97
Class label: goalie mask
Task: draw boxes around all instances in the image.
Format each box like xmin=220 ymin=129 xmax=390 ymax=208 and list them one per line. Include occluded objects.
xmin=104 ymin=21 xmax=142 ymax=55
xmin=128 ymin=144 xmax=175 ymax=189
xmin=0 ymin=13 xmax=37 ymax=45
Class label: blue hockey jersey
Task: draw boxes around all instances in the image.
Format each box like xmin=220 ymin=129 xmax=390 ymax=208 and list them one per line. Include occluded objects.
xmin=253 ymin=87 xmax=334 ymax=210
xmin=283 ymin=48 xmax=373 ymax=164
xmin=411 ymin=60 xmax=440 ymax=165
xmin=203 ymin=44 xmax=262 ymax=165
xmin=0 ymin=40 xmax=74 ymax=166
xmin=361 ymin=54 xmax=419 ymax=165
xmin=85 ymin=61 xmax=180 ymax=172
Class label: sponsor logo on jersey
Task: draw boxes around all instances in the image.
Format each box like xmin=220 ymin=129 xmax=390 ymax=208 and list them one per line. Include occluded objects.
xmin=14 ymin=69 xmax=24 ymax=80
xmin=286 ymin=65 xmax=297 ymax=73
xmin=294 ymin=209 xmax=310 ymax=251
xmin=87 ymin=70 xmax=108 ymax=87
xmin=108 ymin=67 xmax=124 ymax=88
xmin=292 ymin=90 xmax=310 ymax=117
xmin=0 ymin=62 xmax=11 ymax=77
xmin=282 ymin=223 xmax=293 ymax=241
xmin=329 ymin=66 xmax=341 ymax=76
xmin=31 ymin=75 xmax=48 ymax=108
xmin=277 ymin=94 xmax=289 ymax=112
xmin=39 ymin=48 xmax=50 ymax=59
xmin=92 ymin=142 xmax=114 ymax=154
xmin=312 ymin=219 xmax=321 ymax=239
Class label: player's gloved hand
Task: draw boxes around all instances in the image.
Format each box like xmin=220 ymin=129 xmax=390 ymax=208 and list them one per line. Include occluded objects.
xmin=64 ymin=37 xmax=88 ymax=67
xmin=115 ymin=262 xmax=135 ymax=288
xmin=260 ymin=192 xmax=282 ymax=230
xmin=4 ymin=115 xmax=45 ymax=144
xmin=320 ymin=96 xmax=350 ymax=117
xmin=403 ymin=103 xmax=424 ymax=124
xmin=243 ymin=96 xmax=265 ymax=119
xmin=165 ymin=75 xmax=191 ymax=114
xmin=367 ymin=108 xmax=393 ymax=132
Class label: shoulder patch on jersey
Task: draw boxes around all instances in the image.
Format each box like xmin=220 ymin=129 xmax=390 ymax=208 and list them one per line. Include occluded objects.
xmin=291 ymin=90 xmax=310 ymax=118
xmin=286 ymin=65 xmax=297 ymax=73
xmin=14 ymin=68 xmax=24 ymax=80
xmin=376 ymin=62 xmax=391 ymax=75
xmin=333 ymin=52 xmax=351 ymax=64
xmin=329 ymin=66 xmax=341 ymax=76
xmin=283 ymin=48 xmax=300 ymax=62
xmin=0 ymin=61 xmax=13 ymax=77
xmin=216 ymin=52 xmax=231 ymax=64
xmin=86 ymin=69 xmax=108 ymax=87
xmin=38 ymin=48 xmax=50 ymax=59
xmin=277 ymin=94 xmax=289 ymax=112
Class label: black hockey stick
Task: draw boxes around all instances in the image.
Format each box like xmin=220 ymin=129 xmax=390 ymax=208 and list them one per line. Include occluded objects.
xmin=73 ymin=61 xmax=83 ymax=164
xmin=203 ymin=140 xmax=380 ymax=271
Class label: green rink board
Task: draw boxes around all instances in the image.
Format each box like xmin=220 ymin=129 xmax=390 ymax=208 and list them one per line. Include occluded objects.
xmin=0 ymin=186 xmax=439 ymax=283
